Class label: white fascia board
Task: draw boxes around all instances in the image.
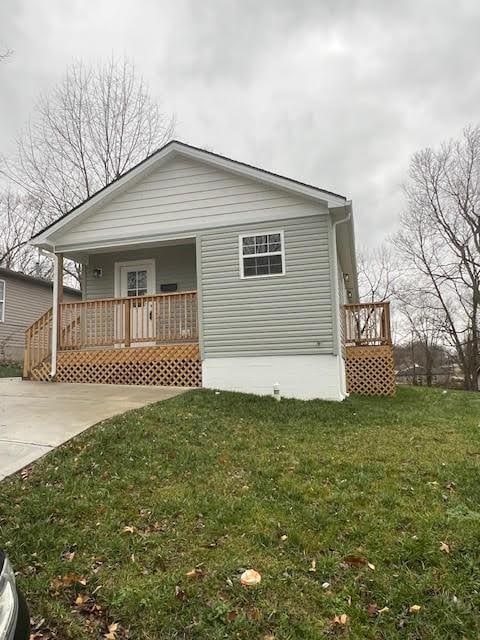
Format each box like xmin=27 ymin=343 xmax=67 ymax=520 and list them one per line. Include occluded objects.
xmin=30 ymin=141 xmax=346 ymax=247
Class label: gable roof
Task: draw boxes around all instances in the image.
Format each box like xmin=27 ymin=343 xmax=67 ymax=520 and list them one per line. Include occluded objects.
xmin=0 ymin=266 xmax=81 ymax=296
xmin=30 ymin=140 xmax=347 ymax=246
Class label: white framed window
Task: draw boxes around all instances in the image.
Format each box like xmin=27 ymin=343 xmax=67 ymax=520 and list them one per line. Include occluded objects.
xmin=239 ymin=231 xmax=285 ymax=279
xmin=0 ymin=280 xmax=4 ymax=322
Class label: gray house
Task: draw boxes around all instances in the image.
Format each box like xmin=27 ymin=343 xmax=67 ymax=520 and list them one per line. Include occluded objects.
xmin=25 ymin=141 xmax=393 ymax=400
xmin=0 ymin=267 xmax=80 ymax=362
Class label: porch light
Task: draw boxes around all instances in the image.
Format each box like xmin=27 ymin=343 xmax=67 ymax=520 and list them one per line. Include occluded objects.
xmin=92 ymin=268 xmax=103 ymax=278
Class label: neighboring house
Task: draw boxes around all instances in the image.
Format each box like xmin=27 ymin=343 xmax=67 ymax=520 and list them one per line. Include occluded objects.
xmin=0 ymin=267 xmax=80 ymax=362
xmin=397 ymin=363 xmax=464 ymax=388
xmin=25 ymin=140 xmax=394 ymax=400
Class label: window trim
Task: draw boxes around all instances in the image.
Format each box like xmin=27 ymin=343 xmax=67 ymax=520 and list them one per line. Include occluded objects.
xmin=238 ymin=230 xmax=286 ymax=279
xmin=0 ymin=279 xmax=4 ymax=322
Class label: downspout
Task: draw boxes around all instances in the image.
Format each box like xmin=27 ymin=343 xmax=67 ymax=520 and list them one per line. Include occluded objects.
xmin=330 ymin=203 xmax=352 ymax=399
xmin=330 ymin=202 xmax=352 ymax=357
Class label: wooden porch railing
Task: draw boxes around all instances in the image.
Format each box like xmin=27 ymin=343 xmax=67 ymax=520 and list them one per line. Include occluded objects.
xmin=59 ymin=290 xmax=198 ymax=350
xmin=23 ymin=307 xmax=53 ymax=378
xmin=344 ymin=301 xmax=391 ymax=346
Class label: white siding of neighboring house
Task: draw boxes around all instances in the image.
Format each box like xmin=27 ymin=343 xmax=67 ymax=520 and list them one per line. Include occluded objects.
xmin=52 ymin=155 xmax=330 ymax=249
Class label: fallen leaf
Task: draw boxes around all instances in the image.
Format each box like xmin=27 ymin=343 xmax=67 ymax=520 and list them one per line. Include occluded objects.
xmin=104 ymin=622 xmax=118 ymax=639
xmin=342 ymin=555 xmax=367 ymax=567
xmin=227 ymin=610 xmax=238 ymax=622
xmin=440 ymin=541 xmax=450 ymax=554
xmin=20 ymin=466 xmax=32 ymax=481
xmin=378 ymin=606 xmax=390 ymax=614
xmin=175 ymin=585 xmax=187 ymax=601
xmin=51 ymin=573 xmax=87 ymax=590
xmin=333 ymin=613 xmax=348 ymax=625
xmin=367 ymin=603 xmax=379 ymax=616
xmin=280 ymin=534 xmax=288 ymax=541
xmin=367 ymin=562 xmax=375 ymax=571
xmin=62 ymin=550 xmax=76 ymax=562
xmin=122 ymin=525 xmax=135 ymax=533
xmin=240 ymin=569 xmax=261 ymax=586
xmin=186 ymin=567 xmax=205 ymax=579
xmin=74 ymin=593 xmax=89 ymax=606
xmin=309 ymin=559 xmax=317 ymax=572
xmin=321 ymin=581 xmax=330 ymax=589
xmin=409 ymin=604 xmax=422 ymax=614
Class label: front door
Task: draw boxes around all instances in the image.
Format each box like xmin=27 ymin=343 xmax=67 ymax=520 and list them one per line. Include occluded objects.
xmin=116 ymin=260 xmax=156 ymax=346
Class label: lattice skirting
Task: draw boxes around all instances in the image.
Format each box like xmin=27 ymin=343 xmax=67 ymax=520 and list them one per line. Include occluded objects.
xmin=29 ymin=344 xmax=201 ymax=387
xmin=345 ymin=345 xmax=396 ymax=396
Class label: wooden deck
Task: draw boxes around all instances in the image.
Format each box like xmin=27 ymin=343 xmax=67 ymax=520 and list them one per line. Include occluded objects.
xmin=24 ymin=294 xmax=394 ymax=395
xmin=24 ymin=291 xmax=201 ymax=387
xmin=343 ymin=302 xmax=395 ymax=396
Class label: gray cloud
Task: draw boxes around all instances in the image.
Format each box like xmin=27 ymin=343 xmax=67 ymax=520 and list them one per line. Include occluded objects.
xmin=1 ymin=0 xmax=480 ymax=245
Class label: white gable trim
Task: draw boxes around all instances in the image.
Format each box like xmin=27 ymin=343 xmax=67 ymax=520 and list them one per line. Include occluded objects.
xmin=30 ymin=141 xmax=346 ymax=248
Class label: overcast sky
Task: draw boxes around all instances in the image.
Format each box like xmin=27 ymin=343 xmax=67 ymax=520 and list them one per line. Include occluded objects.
xmin=1 ymin=0 xmax=480 ymax=247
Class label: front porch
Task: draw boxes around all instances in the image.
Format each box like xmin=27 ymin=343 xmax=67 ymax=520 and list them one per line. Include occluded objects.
xmin=24 ymin=290 xmax=202 ymax=387
xmin=23 ymin=237 xmax=203 ymax=387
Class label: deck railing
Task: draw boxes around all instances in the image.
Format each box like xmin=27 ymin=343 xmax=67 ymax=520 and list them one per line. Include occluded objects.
xmin=344 ymin=301 xmax=391 ymax=346
xmin=59 ymin=290 xmax=198 ymax=350
xmin=23 ymin=307 xmax=53 ymax=378
xmin=24 ymin=291 xmax=198 ymax=377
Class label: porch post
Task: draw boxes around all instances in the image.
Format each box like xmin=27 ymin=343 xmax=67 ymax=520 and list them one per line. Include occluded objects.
xmin=50 ymin=252 xmax=63 ymax=379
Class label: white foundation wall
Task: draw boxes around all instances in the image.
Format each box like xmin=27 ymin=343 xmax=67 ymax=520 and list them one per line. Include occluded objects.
xmin=202 ymin=355 xmax=347 ymax=401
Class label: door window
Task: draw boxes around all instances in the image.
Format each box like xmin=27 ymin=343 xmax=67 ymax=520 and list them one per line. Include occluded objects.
xmin=126 ymin=269 xmax=148 ymax=297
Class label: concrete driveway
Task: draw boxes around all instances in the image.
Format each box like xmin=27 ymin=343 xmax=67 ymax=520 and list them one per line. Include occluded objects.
xmin=0 ymin=378 xmax=185 ymax=480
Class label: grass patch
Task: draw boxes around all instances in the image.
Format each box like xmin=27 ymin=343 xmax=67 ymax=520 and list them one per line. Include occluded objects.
xmin=0 ymin=361 xmax=22 ymax=377
xmin=1 ymin=386 xmax=480 ymax=638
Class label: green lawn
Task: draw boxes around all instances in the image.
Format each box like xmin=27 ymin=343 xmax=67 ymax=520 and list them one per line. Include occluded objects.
xmin=0 ymin=361 xmax=22 ymax=377
xmin=1 ymin=387 xmax=480 ymax=639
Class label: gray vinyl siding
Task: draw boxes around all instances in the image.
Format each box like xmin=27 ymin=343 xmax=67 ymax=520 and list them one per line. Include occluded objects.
xmin=0 ymin=275 xmax=79 ymax=362
xmin=85 ymin=244 xmax=197 ymax=300
xmin=199 ymin=215 xmax=333 ymax=358
xmin=54 ymin=156 xmax=329 ymax=248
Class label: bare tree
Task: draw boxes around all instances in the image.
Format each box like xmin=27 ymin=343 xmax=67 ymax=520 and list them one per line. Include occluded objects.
xmin=2 ymin=56 xmax=175 ymax=282
xmin=395 ymin=126 xmax=480 ymax=390
xmin=395 ymin=289 xmax=445 ymax=386
xmin=0 ymin=48 xmax=12 ymax=62
xmin=0 ymin=189 xmax=48 ymax=275
xmin=358 ymin=244 xmax=401 ymax=303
